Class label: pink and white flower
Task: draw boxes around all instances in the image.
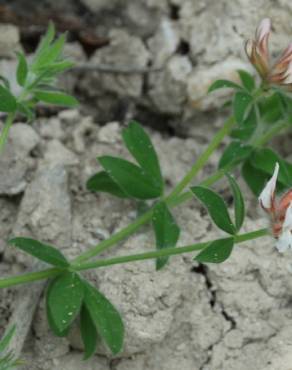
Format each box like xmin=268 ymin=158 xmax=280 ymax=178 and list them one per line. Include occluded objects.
xmin=246 ymin=19 xmax=292 ymax=88
xmin=259 ymin=162 xmax=292 ymax=252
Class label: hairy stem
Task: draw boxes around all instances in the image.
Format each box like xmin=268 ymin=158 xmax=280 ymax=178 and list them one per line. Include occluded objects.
xmin=253 ymin=120 xmax=290 ymax=147
xmin=166 ymin=116 xmax=235 ymax=200
xmin=74 ymin=228 xmax=268 ymax=271
xmin=0 ymin=228 xmax=269 ymax=289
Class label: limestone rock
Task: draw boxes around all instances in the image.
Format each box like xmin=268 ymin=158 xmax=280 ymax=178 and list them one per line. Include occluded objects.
xmin=0 ymin=24 xmax=21 ymax=58
xmin=0 ymin=123 xmax=39 ymax=195
xmin=81 ymin=29 xmax=150 ymax=98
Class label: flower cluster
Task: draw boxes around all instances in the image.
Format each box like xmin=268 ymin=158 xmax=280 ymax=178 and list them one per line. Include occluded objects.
xmin=259 ymin=163 xmax=292 ymax=252
xmin=246 ymin=18 xmax=292 ymax=88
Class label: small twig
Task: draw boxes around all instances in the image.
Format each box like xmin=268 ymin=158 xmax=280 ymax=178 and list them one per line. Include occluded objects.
xmin=73 ymin=63 xmax=166 ymax=75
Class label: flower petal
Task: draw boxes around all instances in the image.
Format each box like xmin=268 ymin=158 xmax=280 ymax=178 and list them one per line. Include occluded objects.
xmin=258 ymin=162 xmax=279 ymax=210
xmin=276 ymin=229 xmax=292 ymax=252
xmin=256 ymin=18 xmax=271 ymax=42
xmin=283 ymin=202 xmax=292 ymax=229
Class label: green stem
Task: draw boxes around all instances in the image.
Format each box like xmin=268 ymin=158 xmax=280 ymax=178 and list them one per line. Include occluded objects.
xmin=73 ymin=209 xmax=152 ymax=264
xmin=0 ymin=112 xmax=16 ymax=153
xmin=0 ymin=228 xmax=269 ymax=289
xmin=73 ymin=165 xmax=232 ymax=264
xmin=74 ymin=228 xmax=268 ymax=271
xmin=166 ymin=116 xmax=235 ymax=201
xmin=0 ymin=267 xmax=60 ymax=289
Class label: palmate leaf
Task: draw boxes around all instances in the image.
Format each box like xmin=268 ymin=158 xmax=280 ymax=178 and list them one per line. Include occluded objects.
xmin=99 ymin=156 xmax=162 ymax=200
xmin=36 ymin=34 xmax=66 ymax=69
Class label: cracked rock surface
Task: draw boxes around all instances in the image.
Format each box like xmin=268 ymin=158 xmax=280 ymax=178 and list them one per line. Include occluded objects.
xmin=1 ymin=1 xmax=292 ymax=368
xmin=0 ymin=112 xmax=290 ymax=370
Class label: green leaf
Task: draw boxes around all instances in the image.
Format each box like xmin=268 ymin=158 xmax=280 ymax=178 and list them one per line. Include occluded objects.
xmin=8 ymin=237 xmax=69 ymax=268
xmin=152 ymin=201 xmax=180 ymax=270
xmin=16 ymin=53 xmax=28 ymax=86
xmin=233 ymin=91 xmax=253 ymax=124
xmin=218 ymin=141 xmax=253 ymax=169
xmin=241 ymin=149 xmax=292 ymax=196
xmin=252 ymin=148 xmax=292 ymax=187
xmin=226 ymin=174 xmax=245 ymax=232
xmin=46 ymin=272 xmax=84 ymax=333
xmin=34 ymin=22 xmax=55 ymax=61
xmin=80 ymin=304 xmax=98 ymax=360
xmin=241 ymin=159 xmax=271 ymax=196
xmin=86 ymin=171 xmax=128 ymax=198
xmin=0 ymin=85 xmax=17 ymax=113
xmin=0 ymin=75 xmax=10 ymax=90
xmin=191 ymin=186 xmax=236 ymax=235
xmin=195 ymin=237 xmax=234 ymax=263
xmin=0 ymin=326 xmax=15 ymax=353
xmin=237 ymin=70 xmax=255 ymax=92
xmin=16 ymin=52 xmax=28 ymax=87
xmin=83 ymin=281 xmax=124 ymax=355
xmin=99 ymin=156 xmax=162 ymax=200
xmin=258 ymin=93 xmax=284 ymax=124
xmin=44 ymin=60 xmax=75 ymax=74
xmin=46 ymin=288 xmax=70 ymax=337
xmin=34 ymin=91 xmax=78 ymax=107
xmin=35 ymin=33 xmax=66 ymax=69
xmin=230 ymin=107 xmax=257 ymax=141
xmin=122 ymin=121 xmax=163 ymax=194
xmin=208 ymin=80 xmax=242 ymax=93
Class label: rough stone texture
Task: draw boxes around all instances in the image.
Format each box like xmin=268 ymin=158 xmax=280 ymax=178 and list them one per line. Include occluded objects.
xmin=81 ymin=29 xmax=150 ymax=99
xmin=4 ymin=164 xmax=72 ymax=266
xmin=0 ymin=115 xmax=290 ymax=369
xmin=2 ymin=1 xmax=292 ymax=368
xmin=0 ymin=123 xmax=39 ymax=195
xmin=148 ymin=55 xmax=192 ymax=114
xmin=0 ymin=24 xmax=21 ymax=58
xmin=187 ymin=57 xmax=253 ymax=111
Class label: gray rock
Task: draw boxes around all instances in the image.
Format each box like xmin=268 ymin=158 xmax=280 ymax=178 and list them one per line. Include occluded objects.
xmin=148 ymin=18 xmax=180 ymax=66
xmin=0 ymin=123 xmax=39 ymax=195
xmin=0 ymin=24 xmax=21 ymax=58
xmin=42 ymin=140 xmax=79 ymax=168
xmin=148 ymin=55 xmax=192 ymax=114
xmin=81 ymin=29 xmax=150 ymax=98
xmin=187 ymin=57 xmax=253 ymax=112
xmin=6 ymin=165 xmax=72 ymax=267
